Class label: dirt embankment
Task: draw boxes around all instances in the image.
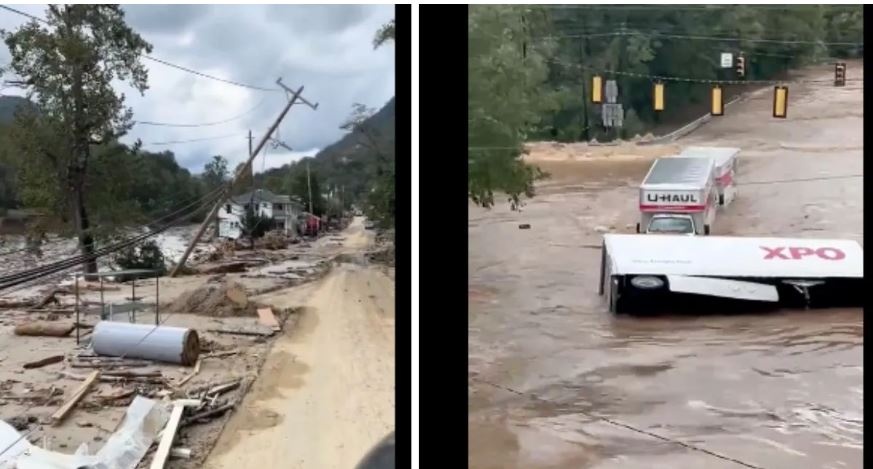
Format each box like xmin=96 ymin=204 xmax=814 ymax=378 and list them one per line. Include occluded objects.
xmin=204 ymin=219 xmax=395 ymax=469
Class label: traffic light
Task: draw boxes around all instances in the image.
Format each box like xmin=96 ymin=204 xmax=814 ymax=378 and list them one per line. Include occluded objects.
xmin=592 ymin=75 xmax=603 ymax=104
xmin=773 ymin=86 xmax=788 ymax=118
xmin=835 ymin=62 xmax=846 ymax=86
xmin=653 ymin=82 xmax=665 ymax=112
xmin=736 ymin=55 xmax=745 ymax=79
xmin=711 ymin=85 xmax=724 ymax=116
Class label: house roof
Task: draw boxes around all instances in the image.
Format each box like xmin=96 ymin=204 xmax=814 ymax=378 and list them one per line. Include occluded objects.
xmin=231 ymin=189 xmax=298 ymax=206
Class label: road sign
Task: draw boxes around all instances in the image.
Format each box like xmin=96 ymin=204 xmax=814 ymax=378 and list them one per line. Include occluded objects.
xmin=721 ymin=53 xmax=733 ymax=68
xmin=602 ymin=103 xmax=624 ymax=128
xmin=605 ymin=80 xmax=619 ymax=103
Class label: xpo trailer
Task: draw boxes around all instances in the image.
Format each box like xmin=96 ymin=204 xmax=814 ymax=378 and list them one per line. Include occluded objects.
xmin=637 ymin=157 xmax=718 ymax=235
xmin=598 ymin=234 xmax=863 ymax=315
xmin=676 ymin=146 xmax=740 ymax=206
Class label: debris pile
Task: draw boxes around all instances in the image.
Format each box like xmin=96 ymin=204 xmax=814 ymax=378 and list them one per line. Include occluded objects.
xmin=165 ymin=280 xmax=259 ymax=317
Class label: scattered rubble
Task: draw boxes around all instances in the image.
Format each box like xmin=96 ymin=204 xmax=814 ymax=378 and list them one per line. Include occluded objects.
xmin=165 ymin=280 xmax=259 ymax=317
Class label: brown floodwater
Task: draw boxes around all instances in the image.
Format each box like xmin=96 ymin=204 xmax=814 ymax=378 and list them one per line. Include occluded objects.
xmin=469 ymin=63 xmax=863 ymax=469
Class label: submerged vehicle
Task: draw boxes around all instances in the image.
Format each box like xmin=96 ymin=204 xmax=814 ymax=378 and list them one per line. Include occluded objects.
xmin=599 ymin=234 xmax=863 ymax=314
xmin=637 ymin=157 xmax=719 ymax=235
xmin=676 ymin=146 xmax=740 ymax=207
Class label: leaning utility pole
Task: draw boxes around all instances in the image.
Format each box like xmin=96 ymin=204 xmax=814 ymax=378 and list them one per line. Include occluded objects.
xmin=170 ymin=79 xmax=318 ymax=277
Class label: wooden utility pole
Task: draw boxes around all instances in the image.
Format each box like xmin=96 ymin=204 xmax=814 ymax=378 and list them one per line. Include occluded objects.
xmin=306 ymin=162 xmax=313 ymax=214
xmin=247 ymin=130 xmax=254 ymax=181
xmin=170 ymin=80 xmax=317 ymax=277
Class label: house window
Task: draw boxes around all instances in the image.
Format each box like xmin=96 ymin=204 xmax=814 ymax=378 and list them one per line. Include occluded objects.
xmin=225 ymin=204 xmax=231 ymax=213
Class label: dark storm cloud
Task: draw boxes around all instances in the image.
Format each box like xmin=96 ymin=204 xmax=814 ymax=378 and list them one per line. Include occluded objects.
xmin=0 ymin=4 xmax=394 ymax=173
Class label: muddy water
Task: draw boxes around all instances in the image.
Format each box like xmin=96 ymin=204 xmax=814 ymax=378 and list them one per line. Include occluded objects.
xmin=469 ymin=63 xmax=862 ymax=469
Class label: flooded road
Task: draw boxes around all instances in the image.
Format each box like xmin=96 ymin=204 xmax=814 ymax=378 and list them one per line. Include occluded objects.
xmin=468 ymin=63 xmax=863 ymax=469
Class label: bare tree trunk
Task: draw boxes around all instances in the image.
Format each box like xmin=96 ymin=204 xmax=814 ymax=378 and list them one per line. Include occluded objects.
xmin=71 ymin=168 xmax=97 ymax=275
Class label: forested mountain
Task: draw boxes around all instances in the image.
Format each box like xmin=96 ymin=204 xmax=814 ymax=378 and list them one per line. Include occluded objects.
xmin=253 ymin=97 xmax=394 ymax=203
xmin=468 ymin=4 xmax=863 ymax=207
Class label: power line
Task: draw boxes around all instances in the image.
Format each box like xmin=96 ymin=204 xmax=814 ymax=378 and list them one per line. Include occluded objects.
xmin=134 ymin=97 xmax=267 ymax=128
xmin=143 ymin=133 xmax=241 ymax=146
xmin=536 ymin=29 xmax=863 ymax=47
xmin=542 ymin=56 xmax=863 ymax=85
xmin=0 ymin=5 xmax=281 ymax=93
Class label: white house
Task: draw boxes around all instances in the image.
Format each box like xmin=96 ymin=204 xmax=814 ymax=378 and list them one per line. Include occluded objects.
xmin=217 ymin=189 xmax=303 ymax=240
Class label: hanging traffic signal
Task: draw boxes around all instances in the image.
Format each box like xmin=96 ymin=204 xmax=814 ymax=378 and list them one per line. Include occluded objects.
xmin=711 ymin=85 xmax=724 ymax=116
xmin=736 ymin=55 xmax=745 ymax=78
xmin=653 ymin=82 xmax=665 ymax=112
xmin=834 ymin=62 xmax=846 ymax=86
xmin=773 ymin=86 xmax=788 ymax=118
xmin=592 ymin=75 xmax=603 ymax=104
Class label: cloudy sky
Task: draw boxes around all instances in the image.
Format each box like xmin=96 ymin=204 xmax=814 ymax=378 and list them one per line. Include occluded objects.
xmin=0 ymin=4 xmax=395 ymax=173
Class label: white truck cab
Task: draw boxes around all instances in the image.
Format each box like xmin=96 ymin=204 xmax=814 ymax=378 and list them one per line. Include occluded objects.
xmin=641 ymin=213 xmax=706 ymax=235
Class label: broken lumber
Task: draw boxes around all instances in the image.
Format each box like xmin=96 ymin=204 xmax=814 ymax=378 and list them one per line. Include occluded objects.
xmin=207 ymin=328 xmax=273 ymax=337
xmin=256 ymin=307 xmax=281 ymax=331
xmin=51 ymin=370 xmax=99 ymax=425
xmin=14 ymin=321 xmax=75 ymax=337
xmin=101 ymin=370 xmax=162 ymax=378
xmin=196 ymin=261 xmax=248 ymax=275
xmin=180 ymin=402 xmax=236 ymax=427
xmin=22 ymin=355 xmax=65 ymax=370
xmin=205 ymin=380 xmax=241 ymax=397
xmin=170 ymin=448 xmax=192 ymax=460
xmin=175 ymin=357 xmax=202 ymax=388
xmin=203 ymin=350 xmax=238 ymax=359
xmin=70 ymin=361 xmax=149 ymax=369
xmin=151 ymin=400 xmax=200 ymax=469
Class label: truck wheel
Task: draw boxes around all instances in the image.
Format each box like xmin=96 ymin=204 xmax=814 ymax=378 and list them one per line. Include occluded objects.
xmin=635 ymin=223 xmax=641 ymax=234
xmin=704 ymin=225 xmax=711 ymax=235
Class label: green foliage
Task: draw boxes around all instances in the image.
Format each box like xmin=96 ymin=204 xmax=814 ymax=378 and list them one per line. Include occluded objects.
xmin=241 ymin=207 xmax=273 ymax=241
xmin=374 ymin=19 xmax=395 ymax=49
xmin=468 ymin=5 xmax=555 ymax=209
xmin=202 ymin=155 xmax=229 ymax=192
xmin=112 ymin=239 xmax=166 ymax=282
xmin=2 ymin=5 xmax=152 ymax=272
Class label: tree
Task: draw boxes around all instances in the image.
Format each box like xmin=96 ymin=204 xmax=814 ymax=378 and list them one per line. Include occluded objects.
xmin=468 ymin=5 xmax=554 ymax=209
xmin=2 ymin=5 xmax=152 ymax=274
xmin=374 ymin=19 xmax=395 ymax=49
xmin=202 ymin=155 xmax=229 ymax=191
xmin=240 ymin=205 xmax=272 ymax=249
xmin=341 ymin=103 xmax=394 ymax=228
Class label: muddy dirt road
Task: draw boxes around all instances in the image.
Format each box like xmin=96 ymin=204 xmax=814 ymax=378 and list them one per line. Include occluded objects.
xmin=469 ymin=63 xmax=862 ymax=469
xmin=205 ymin=218 xmax=395 ymax=469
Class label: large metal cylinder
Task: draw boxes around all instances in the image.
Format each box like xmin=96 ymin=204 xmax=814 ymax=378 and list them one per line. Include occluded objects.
xmin=91 ymin=322 xmax=200 ymax=366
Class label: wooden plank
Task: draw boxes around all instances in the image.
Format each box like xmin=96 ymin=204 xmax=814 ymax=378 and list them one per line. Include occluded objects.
xmin=151 ymin=400 xmax=200 ymax=469
xmin=256 ymin=307 xmax=281 ymax=331
xmin=51 ymin=370 xmax=99 ymax=425
xmin=175 ymin=357 xmax=202 ymax=388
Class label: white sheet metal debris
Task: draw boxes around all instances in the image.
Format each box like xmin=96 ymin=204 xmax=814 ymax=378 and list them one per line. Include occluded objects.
xmin=0 ymin=396 xmax=169 ymax=469
xmin=666 ymin=275 xmax=779 ymax=302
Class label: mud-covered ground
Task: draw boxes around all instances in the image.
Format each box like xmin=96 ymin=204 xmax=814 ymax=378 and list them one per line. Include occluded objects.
xmin=469 ymin=62 xmax=862 ymax=469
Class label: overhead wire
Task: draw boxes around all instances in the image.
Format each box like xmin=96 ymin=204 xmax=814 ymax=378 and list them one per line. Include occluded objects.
xmin=134 ymin=97 xmax=267 ymax=128
xmin=0 ymin=5 xmax=281 ymax=93
xmin=142 ymin=133 xmax=242 ymax=146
